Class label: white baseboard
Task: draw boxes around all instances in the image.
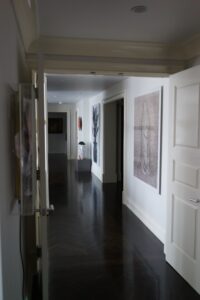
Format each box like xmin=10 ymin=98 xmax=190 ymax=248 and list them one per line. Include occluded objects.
xmin=123 ymin=192 xmax=165 ymax=244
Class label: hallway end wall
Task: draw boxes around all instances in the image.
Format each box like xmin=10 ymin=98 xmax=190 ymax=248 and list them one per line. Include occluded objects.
xmin=48 ymin=103 xmax=77 ymax=159
xmin=76 ymin=95 xmax=103 ymax=180
xmin=76 ymin=99 xmax=91 ymax=159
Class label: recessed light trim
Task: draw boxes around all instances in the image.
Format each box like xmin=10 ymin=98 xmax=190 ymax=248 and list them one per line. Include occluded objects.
xmin=131 ymin=5 xmax=147 ymax=13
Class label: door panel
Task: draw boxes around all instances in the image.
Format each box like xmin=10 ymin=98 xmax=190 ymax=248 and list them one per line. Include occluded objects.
xmin=166 ymin=66 xmax=200 ymax=295
xmin=175 ymin=84 xmax=199 ymax=148
xmin=37 ymin=62 xmax=49 ymax=300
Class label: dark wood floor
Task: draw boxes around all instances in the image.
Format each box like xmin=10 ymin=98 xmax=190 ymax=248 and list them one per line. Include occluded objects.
xmin=48 ymin=154 xmax=200 ymax=300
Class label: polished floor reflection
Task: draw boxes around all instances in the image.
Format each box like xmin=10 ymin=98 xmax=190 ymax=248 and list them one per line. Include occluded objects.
xmin=48 ymin=155 xmax=200 ymax=300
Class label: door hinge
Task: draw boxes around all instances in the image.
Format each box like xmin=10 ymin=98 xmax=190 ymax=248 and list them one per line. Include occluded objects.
xmin=36 ymin=246 xmax=42 ymax=259
xmin=36 ymin=169 xmax=40 ymax=180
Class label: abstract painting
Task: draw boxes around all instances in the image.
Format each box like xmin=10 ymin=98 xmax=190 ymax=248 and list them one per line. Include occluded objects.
xmin=92 ymin=103 xmax=100 ymax=165
xmin=134 ymin=89 xmax=162 ymax=191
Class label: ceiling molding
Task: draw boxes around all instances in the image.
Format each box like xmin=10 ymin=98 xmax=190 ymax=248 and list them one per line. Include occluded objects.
xmin=180 ymin=34 xmax=200 ymax=60
xmin=26 ymin=35 xmax=200 ymax=75
xmin=27 ymin=53 xmax=185 ymax=77
xmin=27 ymin=36 xmax=187 ymax=75
xmin=12 ymin=0 xmax=38 ymax=51
xmin=29 ymin=36 xmax=186 ymax=60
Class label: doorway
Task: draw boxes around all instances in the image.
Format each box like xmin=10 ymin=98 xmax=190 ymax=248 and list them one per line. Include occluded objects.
xmin=36 ymin=70 xmax=200 ymax=299
xmin=103 ymin=98 xmax=124 ymax=189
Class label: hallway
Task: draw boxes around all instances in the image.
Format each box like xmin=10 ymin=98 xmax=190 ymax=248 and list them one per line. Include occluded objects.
xmin=48 ymin=155 xmax=200 ymax=300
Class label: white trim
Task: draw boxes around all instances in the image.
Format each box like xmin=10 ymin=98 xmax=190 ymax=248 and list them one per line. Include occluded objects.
xmin=26 ymin=35 xmax=200 ymax=75
xmin=123 ymin=192 xmax=166 ymax=244
xmin=29 ymin=36 xmax=185 ymax=59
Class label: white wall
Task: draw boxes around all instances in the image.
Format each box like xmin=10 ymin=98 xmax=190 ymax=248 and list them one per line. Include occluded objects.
xmin=48 ymin=103 xmax=77 ymax=159
xmin=77 ymin=77 xmax=169 ymax=243
xmin=76 ymin=99 xmax=91 ymax=159
xmin=89 ymin=95 xmax=104 ymax=181
xmin=122 ymin=77 xmax=169 ymax=243
xmin=0 ymin=0 xmax=30 ymax=299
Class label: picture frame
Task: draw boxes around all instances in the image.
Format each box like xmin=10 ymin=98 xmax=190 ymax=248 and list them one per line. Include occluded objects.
xmin=133 ymin=87 xmax=163 ymax=193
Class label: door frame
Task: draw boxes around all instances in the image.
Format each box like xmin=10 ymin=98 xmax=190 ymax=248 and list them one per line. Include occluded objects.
xmin=36 ymin=62 xmax=200 ymax=297
xmin=103 ymin=94 xmax=125 ymax=185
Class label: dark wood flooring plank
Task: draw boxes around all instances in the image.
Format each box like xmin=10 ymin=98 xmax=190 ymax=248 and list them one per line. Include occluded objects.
xmin=48 ymin=155 xmax=200 ymax=300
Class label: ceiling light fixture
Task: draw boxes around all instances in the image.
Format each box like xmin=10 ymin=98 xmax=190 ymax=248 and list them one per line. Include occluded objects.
xmin=131 ymin=5 xmax=147 ymax=13
xmin=58 ymin=101 xmax=62 ymax=105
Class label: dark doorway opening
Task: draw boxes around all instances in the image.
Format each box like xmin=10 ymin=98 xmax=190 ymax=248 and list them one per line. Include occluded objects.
xmin=103 ymin=98 xmax=124 ymax=193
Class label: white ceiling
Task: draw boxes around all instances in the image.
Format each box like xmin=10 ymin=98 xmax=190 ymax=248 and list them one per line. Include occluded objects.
xmin=41 ymin=0 xmax=200 ymax=102
xmin=37 ymin=0 xmax=200 ymax=43
xmin=47 ymin=74 xmax=125 ymax=103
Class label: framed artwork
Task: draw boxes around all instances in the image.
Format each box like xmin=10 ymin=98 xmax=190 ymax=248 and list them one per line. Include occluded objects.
xmin=92 ymin=103 xmax=100 ymax=165
xmin=48 ymin=117 xmax=63 ymax=134
xmin=17 ymin=84 xmax=37 ymax=215
xmin=134 ymin=88 xmax=163 ymax=192
xmin=78 ymin=116 xmax=82 ymax=131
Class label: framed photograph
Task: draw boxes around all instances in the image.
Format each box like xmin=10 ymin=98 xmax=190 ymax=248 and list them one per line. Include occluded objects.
xmin=134 ymin=88 xmax=163 ymax=193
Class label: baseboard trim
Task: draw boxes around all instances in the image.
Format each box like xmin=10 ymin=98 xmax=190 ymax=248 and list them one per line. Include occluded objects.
xmin=123 ymin=193 xmax=165 ymax=244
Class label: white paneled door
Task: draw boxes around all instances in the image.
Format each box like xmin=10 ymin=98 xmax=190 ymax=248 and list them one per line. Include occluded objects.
xmin=166 ymin=65 xmax=200 ymax=295
xmin=37 ymin=58 xmax=51 ymax=300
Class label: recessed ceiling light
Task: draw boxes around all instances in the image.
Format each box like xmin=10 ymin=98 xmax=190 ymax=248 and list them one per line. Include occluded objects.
xmin=131 ymin=5 xmax=147 ymax=13
xmin=58 ymin=101 xmax=62 ymax=105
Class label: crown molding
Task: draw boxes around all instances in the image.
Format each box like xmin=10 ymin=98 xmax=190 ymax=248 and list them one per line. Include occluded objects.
xmin=12 ymin=0 xmax=38 ymax=51
xmin=27 ymin=36 xmax=188 ymax=75
xmin=27 ymin=53 xmax=185 ymax=76
xmin=12 ymin=2 xmax=200 ymax=75
xmin=26 ymin=34 xmax=200 ymax=75
xmin=29 ymin=36 xmax=187 ymax=60
xmin=180 ymin=34 xmax=200 ymax=59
